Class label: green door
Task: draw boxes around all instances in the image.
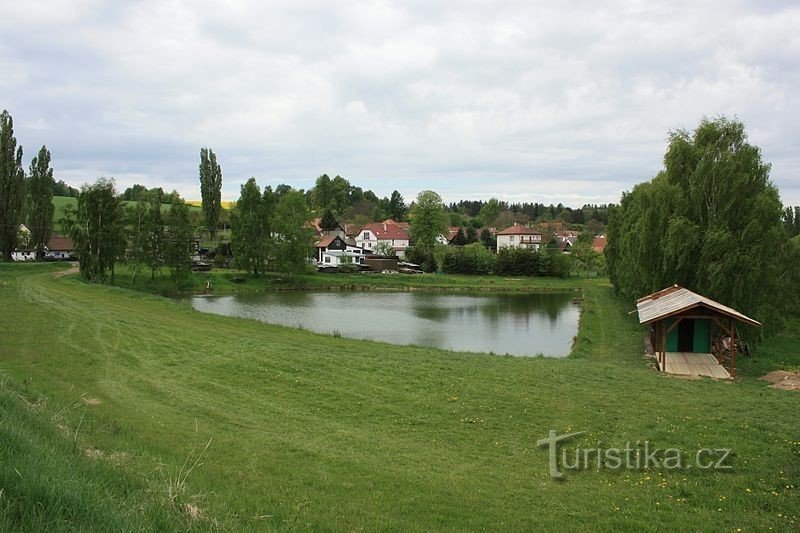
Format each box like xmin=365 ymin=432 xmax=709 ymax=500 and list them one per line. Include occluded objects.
xmin=693 ymin=319 xmax=710 ymax=353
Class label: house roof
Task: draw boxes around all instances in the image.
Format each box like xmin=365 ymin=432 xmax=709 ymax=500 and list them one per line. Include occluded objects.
xmin=315 ymin=235 xmax=340 ymax=248
xmin=359 ymin=222 xmax=409 ymax=240
xmin=383 ymin=219 xmax=410 ymax=231
xmin=496 ymin=223 xmax=541 ymax=236
xmin=47 ymin=234 xmax=74 ymax=251
xmin=636 ymin=285 xmax=761 ymax=327
xmin=592 ymin=235 xmax=607 ymax=253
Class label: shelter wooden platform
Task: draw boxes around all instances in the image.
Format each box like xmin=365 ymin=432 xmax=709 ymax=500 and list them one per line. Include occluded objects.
xmin=657 ymin=352 xmax=731 ymax=379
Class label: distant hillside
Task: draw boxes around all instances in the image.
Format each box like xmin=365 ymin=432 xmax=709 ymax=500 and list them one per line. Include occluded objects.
xmin=51 ymin=196 xmax=202 ymax=225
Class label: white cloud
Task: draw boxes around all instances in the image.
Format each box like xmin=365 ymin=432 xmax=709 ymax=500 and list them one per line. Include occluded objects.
xmin=1 ymin=0 xmax=798 ymax=205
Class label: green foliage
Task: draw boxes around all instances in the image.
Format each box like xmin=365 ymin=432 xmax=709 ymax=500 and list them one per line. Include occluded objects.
xmin=199 ymin=147 xmax=222 ymax=239
xmin=606 ymin=116 xmax=788 ymax=335
xmin=410 ymin=190 xmax=448 ymax=255
xmin=273 ymin=189 xmax=314 ymax=278
xmin=480 ymin=228 xmax=496 ymax=249
xmin=26 ymin=145 xmax=55 ymax=256
xmin=62 ymin=178 xmax=126 ymax=283
xmin=319 ymin=208 xmax=338 ymax=231
xmin=231 ymin=178 xmax=272 ymax=276
xmin=373 ymin=241 xmax=395 ymax=256
xmin=479 ymin=198 xmax=501 ymax=227
xmin=442 ymin=242 xmax=497 ymax=274
xmin=0 ymin=110 xmax=26 ymax=261
xmin=387 ymin=190 xmax=407 ymax=221
xmin=495 ymin=247 xmax=569 ymax=277
xmin=164 ymin=198 xmax=194 ymax=287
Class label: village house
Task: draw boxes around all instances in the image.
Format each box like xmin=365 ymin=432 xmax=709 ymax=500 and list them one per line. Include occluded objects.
xmin=355 ymin=221 xmax=410 ymax=257
xmin=314 ymin=235 xmax=368 ymax=266
xmin=495 ymin=223 xmax=543 ymax=252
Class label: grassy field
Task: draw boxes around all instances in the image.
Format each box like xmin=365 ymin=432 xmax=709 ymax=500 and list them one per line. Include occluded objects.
xmin=1 ymin=263 xmax=799 ymax=530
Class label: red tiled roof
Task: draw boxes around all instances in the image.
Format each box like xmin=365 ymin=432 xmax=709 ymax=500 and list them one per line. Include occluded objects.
xmin=359 ymin=222 xmax=409 ymax=240
xmin=47 ymin=234 xmax=74 ymax=251
xmin=315 ymin=235 xmax=339 ymax=248
xmin=592 ymin=235 xmax=607 ymax=253
xmin=496 ymin=224 xmax=541 ymax=236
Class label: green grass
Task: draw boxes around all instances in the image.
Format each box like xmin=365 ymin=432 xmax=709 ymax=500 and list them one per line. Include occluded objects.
xmin=1 ymin=263 xmax=799 ymax=530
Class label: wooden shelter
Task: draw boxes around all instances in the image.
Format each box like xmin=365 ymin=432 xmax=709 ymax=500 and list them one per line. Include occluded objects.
xmin=636 ymin=285 xmax=761 ymax=379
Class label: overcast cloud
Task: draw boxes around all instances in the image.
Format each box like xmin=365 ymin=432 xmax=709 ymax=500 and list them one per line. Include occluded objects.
xmin=2 ymin=0 xmax=799 ymax=206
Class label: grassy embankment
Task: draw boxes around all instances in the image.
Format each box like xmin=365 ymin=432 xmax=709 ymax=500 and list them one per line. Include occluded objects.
xmin=0 ymin=263 xmax=799 ymax=530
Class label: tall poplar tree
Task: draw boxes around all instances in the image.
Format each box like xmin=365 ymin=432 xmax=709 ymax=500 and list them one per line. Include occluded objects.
xmin=27 ymin=145 xmax=55 ymax=257
xmin=0 ymin=110 xmax=25 ymax=261
xmin=199 ymin=147 xmax=222 ymax=240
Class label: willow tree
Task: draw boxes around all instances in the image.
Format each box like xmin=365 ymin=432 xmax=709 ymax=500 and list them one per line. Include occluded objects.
xmin=199 ymin=147 xmax=222 ymax=240
xmin=62 ymin=178 xmax=126 ymax=283
xmin=606 ymin=116 xmax=787 ymax=332
xmin=0 ymin=110 xmax=25 ymax=261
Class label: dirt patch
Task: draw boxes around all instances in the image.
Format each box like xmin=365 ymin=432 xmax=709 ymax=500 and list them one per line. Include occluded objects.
xmin=761 ymin=371 xmax=800 ymax=391
xmin=84 ymin=447 xmax=104 ymax=459
xmin=81 ymin=397 xmax=102 ymax=406
xmin=183 ymin=503 xmax=204 ymax=522
xmin=52 ymin=263 xmax=79 ymax=278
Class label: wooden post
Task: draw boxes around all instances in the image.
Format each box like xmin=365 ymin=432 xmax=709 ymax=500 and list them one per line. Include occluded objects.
xmin=729 ymin=318 xmax=736 ymax=379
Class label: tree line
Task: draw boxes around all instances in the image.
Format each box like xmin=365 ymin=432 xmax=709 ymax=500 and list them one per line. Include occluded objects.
xmin=606 ymin=116 xmax=799 ymax=337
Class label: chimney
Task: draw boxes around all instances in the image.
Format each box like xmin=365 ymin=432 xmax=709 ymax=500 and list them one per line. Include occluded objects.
xmin=383 ymin=223 xmax=387 ymax=232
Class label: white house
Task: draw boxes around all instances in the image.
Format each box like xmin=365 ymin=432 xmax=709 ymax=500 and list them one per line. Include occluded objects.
xmin=315 ymin=235 xmax=367 ymax=264
xmin=355 ymin=221 xmax=410 ymax=257
xmin=496 ymin=223 xmax=543 ymax=252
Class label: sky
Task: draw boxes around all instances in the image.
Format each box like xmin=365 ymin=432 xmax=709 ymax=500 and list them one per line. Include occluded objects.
xmin=1 ymin=0 xmax=799 ymax=207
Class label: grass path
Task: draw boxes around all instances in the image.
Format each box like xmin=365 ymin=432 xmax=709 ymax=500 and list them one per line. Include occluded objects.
xmin=1 ymin=263 xmax=799 ymax=530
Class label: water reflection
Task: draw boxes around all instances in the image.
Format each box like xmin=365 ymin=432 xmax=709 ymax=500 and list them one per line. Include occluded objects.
xmin=187 ymin=291 xmax=580 ymax=357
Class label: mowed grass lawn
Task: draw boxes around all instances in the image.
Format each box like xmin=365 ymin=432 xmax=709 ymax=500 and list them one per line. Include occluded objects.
xmin=1 ymin=263 xmax=799 ymax=530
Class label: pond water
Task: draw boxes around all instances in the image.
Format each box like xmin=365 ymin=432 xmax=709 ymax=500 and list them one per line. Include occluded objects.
xmin=187 ymin=291 xmax=581 ymax=357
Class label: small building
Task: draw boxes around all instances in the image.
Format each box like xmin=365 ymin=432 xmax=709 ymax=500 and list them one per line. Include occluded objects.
xmin=495 ymin=223 xmax=542 ymax=252
xmin=592 ymin=235 xmax=607 ymax=254
xmin=315 ymin=235 xmax=367 ymax=266
xmin=636 ymin=285 xmax=761 ymax=379
xmin=44 ymin=234 xmax=74 ymax=260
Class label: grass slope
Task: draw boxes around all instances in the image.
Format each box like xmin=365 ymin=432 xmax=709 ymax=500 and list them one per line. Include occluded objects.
xmin=0 ymin=263 xmax=798 ymax=530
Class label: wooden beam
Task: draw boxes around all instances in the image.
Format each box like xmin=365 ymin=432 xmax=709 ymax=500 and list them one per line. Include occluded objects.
xmin=730 ymin=318 xmax=736 ymax=379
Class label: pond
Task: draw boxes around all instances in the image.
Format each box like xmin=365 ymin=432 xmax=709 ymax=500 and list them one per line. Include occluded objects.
xmin=186 ymin=291 xmax=581 ymax=357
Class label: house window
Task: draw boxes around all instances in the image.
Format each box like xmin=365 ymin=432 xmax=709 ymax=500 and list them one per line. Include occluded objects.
xmin=363 ymin=232 xmax=371 ymax=240
xmin=324 ymin=256 xmax=331 ymax=263
xmin=510 ymin=235 xmax=515 ymax=242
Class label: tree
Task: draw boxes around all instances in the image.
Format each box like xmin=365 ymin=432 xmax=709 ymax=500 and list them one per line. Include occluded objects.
xmin=62 ymin=178 xmax=126 ymax=283
xmin=452 ymin=228 xmax=467 ymax=246
xmin=231 ymin=178 xmax=271 ymax=276
xmin=388 ymin=190 xmax=407 ymax=221
xmin=480 ymin=228 xmax=496 ymax=249
xmin=125 ymin=199 xmax=148 ymax=284
xmin=319 ymin=209 xmax=339 ymax=232
xmin=0 ymin=110 xmax=25 ymax=261
xmin=273 ymin=189 xmax=313 ymax=278
xmin=606 ymin=116 xmax=786 ymax=334
xmin=373 ymin=241 xmax=395 ymax=256
xmin=26 ymin=145 xmax=54 ymax=258
xmin=479 ymin=198 xmax=501 ymax=227
xmin=164 ymin=197 xmax=194 ymax=286
xmin=199 ymin=147 xmax=222 ymax=240
xmin=465 ymin=226 xmax=478 ymax=244
xmin=410 ymin=190 xmax=448 ymax=256
xmin=144 ymin=192 xmax=164 ymax=280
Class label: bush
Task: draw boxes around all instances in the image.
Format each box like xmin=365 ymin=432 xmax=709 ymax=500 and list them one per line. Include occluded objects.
xmin=442 ymin=243 xmax=496 ymax=274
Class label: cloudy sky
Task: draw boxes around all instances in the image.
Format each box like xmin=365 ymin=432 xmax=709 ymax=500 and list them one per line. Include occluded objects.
xmin=2 ymin=0 xmax=799 ymax=206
